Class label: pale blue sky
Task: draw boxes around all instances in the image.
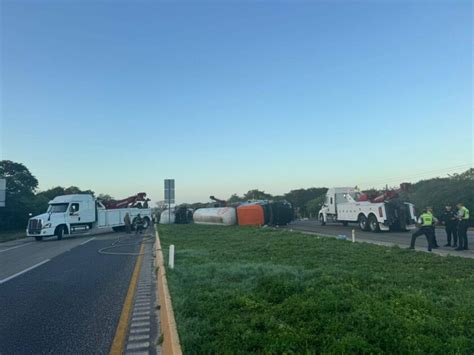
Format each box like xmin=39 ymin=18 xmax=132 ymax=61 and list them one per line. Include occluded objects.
xmin=1 ymin=1 xmax=472 ymax=203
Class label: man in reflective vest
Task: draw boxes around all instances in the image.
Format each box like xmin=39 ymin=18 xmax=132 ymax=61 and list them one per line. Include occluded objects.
xmin=427 ymin=207 xmax=439 ymax=248
xmin=409 ymin=208 xmax=435 ymax=251
xmin=455 ymin=203 xmax=470 ymax=251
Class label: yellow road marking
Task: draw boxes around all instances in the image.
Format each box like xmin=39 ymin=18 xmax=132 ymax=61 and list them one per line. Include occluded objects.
xmin=110 ymin=242 xmax=145 ymax=355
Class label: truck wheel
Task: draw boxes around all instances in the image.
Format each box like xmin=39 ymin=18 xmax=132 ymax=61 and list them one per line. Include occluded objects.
xmin=368 ymin=215 xmax=381 ymax=232
xmin=319 ymin=214 xmax=326 ymax=226
xmin=56 ymin=226 xmax=65 ymax=241
xmin=142 ymin=217 xmax=150 ymax=229
xmin=358 ymin=215 xmax=369 ymax=231
xmin=35 ymin=236 xmax=43 ymax=241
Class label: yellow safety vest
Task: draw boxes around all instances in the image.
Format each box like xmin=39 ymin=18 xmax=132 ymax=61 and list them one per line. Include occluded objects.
xmin=460 ymin=206 xmax=470 ymax=220
xmin=420 ymin=213 xmax=433 ymax=227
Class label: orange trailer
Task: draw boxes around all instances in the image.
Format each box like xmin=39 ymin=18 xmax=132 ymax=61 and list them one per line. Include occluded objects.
xmin=237 ymin=204 xmax=265 ymax=226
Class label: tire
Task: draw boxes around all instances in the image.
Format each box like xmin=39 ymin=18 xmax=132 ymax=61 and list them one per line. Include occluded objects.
xmin=319 ymin=214 xmax=326 ymax=226
xmin=358 ymin=215 xmax=369 ymax=231
xmin=368 ymin=215 xmax=381 ymax=233
xmin=35 ymin=236 xmax=43 ymax=241
xmin=56 ymin=226 xmax=65 ymax=241
xmin=142 ymin=217 xmax=150 ymax=230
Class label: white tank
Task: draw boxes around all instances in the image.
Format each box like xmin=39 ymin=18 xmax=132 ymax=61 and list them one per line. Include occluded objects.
xmin=160 ymin=209 xmax=176 ymax=224
xmin=193 ymin=207 xmax=237 ymax=226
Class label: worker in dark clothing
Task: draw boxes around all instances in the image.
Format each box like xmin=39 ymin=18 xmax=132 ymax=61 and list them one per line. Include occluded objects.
xmin=409 ymin=208 xmax=435 ymax=252
xmin=441 ymin=205 xmax=458 ymax=247
xmin=124 ymin=213 xmax=131 ymax=234
xmin=134 ymin=214 xmax=144 ymax=235
xmin=455 ymin=203 xmax=470 ymax=251
xmin=427 ymin=207 xmax=439 ymax=248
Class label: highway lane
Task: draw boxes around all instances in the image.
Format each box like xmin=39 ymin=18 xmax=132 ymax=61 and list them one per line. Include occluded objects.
xmin=0 ymin=231 xmax=157 ymax=354
xmin=286 ymin=220 xmax=474 ymax=258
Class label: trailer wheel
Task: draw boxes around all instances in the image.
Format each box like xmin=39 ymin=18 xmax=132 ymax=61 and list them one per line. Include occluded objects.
xmin=368 ymin=215 xmax=381 ymax=232
xmin=56 ymin=226 xmax=66 ymax=241
xmin=319 ymin=214 xmax=326 ymax=226
xmin=358 ymin=215 xmax=369 ymax=231
xmin=35 ymin=236 xmax=43 ymax=241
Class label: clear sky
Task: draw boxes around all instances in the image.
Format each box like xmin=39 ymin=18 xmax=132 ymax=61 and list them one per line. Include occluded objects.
xmin=1 ymin=0 xmax=472 ymax=204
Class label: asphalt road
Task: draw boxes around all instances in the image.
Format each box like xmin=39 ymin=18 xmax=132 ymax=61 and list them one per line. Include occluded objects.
xmin=0 ymin=230 xmax=155 ymax=354
xmin=286 ymin=220 xmax=474 ymax=259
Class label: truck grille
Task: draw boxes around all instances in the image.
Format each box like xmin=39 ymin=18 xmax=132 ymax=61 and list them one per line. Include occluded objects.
xmin=28 ymin=219 xmax=42 ymax=234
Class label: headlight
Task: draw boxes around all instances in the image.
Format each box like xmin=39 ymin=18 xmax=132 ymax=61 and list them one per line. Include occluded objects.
xmin=42 ymin=223 xmax=52 ymax=229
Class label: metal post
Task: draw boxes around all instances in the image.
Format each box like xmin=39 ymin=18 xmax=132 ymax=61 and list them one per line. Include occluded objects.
xmin=169 ymin=244 xmax=175 ymax=269
xmin=352 ymin=229 xmax=355 ymax=243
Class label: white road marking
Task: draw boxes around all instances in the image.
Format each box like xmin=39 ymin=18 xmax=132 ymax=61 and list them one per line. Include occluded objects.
xmin=130 ymin=328 xmax=150 ymax=334
xmin=0 ymin=242 xmax=34 ymax=253
xmin=80 ymin=237 xmax=95 ymax=246
xmin=126 ymin=341 xmax=150 ymax=350
xmin=0 ymin=259 xmax=50 ymax=284
xmin=129 ymin=334 xmax=150 ymax=342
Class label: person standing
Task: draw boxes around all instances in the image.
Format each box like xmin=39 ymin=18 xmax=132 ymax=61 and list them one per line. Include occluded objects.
xmin=427 ymin=207 xmax=439 ymax=248
xmin=455 ymin=203 xmax=470 ymax=251
xmin=124 ymin=213 xmax=131 ymax=234
xmin=441 ymin=205 xmax=458 ymax=247
xmin=409 ymin=208 xmax=435 ymax=252
xmin=135 ymin=214 xmax=144 ymax=235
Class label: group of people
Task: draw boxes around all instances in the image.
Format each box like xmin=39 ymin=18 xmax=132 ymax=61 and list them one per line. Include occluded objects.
xmin=123 ymin=212 xmax=146 ymax=234
xmin=410 ymin=203 xmax=470 ymax=252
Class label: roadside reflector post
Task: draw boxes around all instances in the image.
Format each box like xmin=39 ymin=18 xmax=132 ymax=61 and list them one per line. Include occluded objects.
xmin=352 ymin=229 xmax=356 ymax=243
xmin=169 ymin=245 xmax=175 ymax=269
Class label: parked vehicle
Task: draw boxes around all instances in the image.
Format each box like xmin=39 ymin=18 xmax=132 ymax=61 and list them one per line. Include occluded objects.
xmin=318 ymin=187 xmax=416 ymax=232
xmin=26 ymin=193 xmax=152 ymax=241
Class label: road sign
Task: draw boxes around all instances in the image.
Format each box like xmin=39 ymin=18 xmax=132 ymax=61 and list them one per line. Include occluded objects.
xmin=0 ymin=178 xmax=5 ymax=207
xmin=164 ymin=179 xmax=175 ymax=204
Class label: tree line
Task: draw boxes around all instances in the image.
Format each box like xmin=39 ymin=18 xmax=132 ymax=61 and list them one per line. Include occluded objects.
xmin=0 ymin=160 xmax=113 ymax=230
xmin=1 ymin=159 xmax=472 ymax=231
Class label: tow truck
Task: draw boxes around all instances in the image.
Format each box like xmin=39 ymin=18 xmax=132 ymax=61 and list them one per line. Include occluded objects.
xmin=318 ymin=185 xmax=416 ymax=232
xmin=26 ymin=193 xmax=152 ymax=241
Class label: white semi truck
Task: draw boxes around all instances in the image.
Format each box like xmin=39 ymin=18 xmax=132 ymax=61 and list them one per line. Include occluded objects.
xmin=26 ymin=194 xmax=152 ymax=241
xmin=318 ymin=187 xmax=416 ymax=232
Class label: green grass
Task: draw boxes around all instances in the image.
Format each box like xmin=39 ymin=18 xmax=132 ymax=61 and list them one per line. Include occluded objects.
xmin=158 ymin=225 xmax=474 ymax=354
xmin=0 ymin=229 xmax=27 ymax=243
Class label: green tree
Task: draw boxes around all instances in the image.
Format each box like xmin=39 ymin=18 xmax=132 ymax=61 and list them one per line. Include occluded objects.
xmin=243 ymin=189 xmax=273 ymax=201
xmin=306 ymin=195 xmax=326 ymax=218
xmin=97 ymin=193 xmax=114 ymax=202
xmin=284 ymin=188 xmax=328 ymax=217
xmin=409 ymin=169 xmax=473 ymax=219
xmin=227 ymin=194 xmax=243 ymax=204
xmin=0 ymin=160 xmax=39 ymax=230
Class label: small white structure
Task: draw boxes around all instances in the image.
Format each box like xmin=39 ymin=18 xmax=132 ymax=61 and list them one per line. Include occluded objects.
xmin=193 ymin=207 xmax=237 ymax=226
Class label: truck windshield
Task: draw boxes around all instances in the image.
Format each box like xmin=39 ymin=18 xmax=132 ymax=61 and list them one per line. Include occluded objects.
xmin=47 ymin=203 xmax=69 ymax=213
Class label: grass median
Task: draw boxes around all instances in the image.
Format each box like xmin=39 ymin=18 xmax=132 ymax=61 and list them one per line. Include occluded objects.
xmin=158 ymin=224 xmax=474 ymax=354
xmin=0 ymin=229 xmax=26 ymax=243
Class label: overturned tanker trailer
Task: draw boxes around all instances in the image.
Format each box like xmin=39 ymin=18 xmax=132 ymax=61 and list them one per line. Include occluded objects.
xmin=193 ymin=207 xmax=237 ymax=226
